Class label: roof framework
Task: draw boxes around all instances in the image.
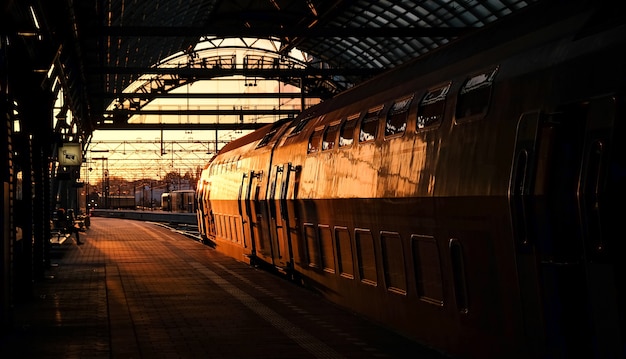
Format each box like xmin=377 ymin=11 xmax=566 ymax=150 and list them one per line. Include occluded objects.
xmin=5 ymin=0 xmax=542 ymax=139
xmin=5 ymin=0 xmax=555 ymax=180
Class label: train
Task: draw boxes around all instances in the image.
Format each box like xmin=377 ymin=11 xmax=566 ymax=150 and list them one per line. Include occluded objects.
xmin=196 ymin=3 xmax=625 ymax=359
xmin=105 ymin=195 xmax=136 ymax=209
xmin=162 ymin=190 xmax=197 ymax=213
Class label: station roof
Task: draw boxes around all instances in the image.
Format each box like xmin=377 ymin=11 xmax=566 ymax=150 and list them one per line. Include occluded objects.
xmin=4 ymin=0 xmax=580 ymax=140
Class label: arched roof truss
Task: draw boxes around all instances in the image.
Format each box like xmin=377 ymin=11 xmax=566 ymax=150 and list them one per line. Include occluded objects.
xmin=7 ymin=0 xmax=546 ymax=139
xmin=103 ymin=37 xmax=359 ymax=125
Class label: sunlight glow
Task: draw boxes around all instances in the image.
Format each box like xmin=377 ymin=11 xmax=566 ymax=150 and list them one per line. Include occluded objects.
xmin=89 ymin=38 xmax=323 ymax=182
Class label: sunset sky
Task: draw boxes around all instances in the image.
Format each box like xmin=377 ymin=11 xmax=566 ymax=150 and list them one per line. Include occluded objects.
xmin=53 ymin=38 xmax=322 ymax=182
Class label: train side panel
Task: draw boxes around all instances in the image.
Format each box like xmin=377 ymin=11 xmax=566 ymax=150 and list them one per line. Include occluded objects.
xmin=199 ymin=130 xmax=264 ymax=262
xmin=274 ymin=14 xmax=625 ymax=358
xmin=199 ymin=119 xmax=294 ymax=265
xmin=197 ymin=6 xmax=626 ymax=358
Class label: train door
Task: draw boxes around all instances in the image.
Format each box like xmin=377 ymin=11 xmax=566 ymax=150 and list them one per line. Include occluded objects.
xmin=266 ymin=163 xmax=292 ymax=271
xmin=282 ymin=164 xmax=302 ymax=272
xmin=240 ymin=170 xmax=273 ymax=263
xmin=239 ymin=172 xmax=255 ymax=257
xmin=203 ymin=191 xmax=216 ymax=240
xmin=196 ymin=182 xmax=210 ymax=239
xmin=251 ymin=169 xmax=275 ymax=265
xmin=576 ymin=97 xmax=624 ymax=358
xmin=509 ymin=110 xmax=546 ymax=357
xmin=510 ymin=96 xmax=625 ymax=358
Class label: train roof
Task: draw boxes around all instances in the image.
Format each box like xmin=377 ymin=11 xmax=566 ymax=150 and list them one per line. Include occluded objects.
xmin=309 ymin=1 xmax=625 ymax=118
xmin=217 ymin=117 xmax=295 ymax=154
xmin=210 ymin=1 xmax=625 ymax=161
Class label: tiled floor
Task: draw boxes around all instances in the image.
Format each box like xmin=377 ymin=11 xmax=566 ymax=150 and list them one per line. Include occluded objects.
xmin=1 ymin=217 xmax=449 ymax=359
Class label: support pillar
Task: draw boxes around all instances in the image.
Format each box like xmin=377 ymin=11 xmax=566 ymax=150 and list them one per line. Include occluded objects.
xmin=0 ymin=89 xmax=13 ymax=333
xmin=25 ymin=93 xmax=54 ymax=278
xmin=1 ymin=30 xmax=14 ymax=334
xmin=12 ymin=133 xmax=34 ymax=301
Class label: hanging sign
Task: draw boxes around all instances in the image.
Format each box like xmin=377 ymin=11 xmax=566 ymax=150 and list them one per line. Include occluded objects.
xmin=58 ymin=143 xmax=82 ymax=166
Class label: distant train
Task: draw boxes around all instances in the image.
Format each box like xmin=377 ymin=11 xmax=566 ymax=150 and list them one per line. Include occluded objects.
xmin=162 ymin=190 xmax=197 ymax=213
xmin=106 ymin=195 xmax=136 ymax=209
xmin=196 ymin=3 xmax=625 ymax=359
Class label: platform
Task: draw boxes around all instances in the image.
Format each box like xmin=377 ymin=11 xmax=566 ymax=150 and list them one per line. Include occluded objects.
xmin=0 ymin=217 xmax=449 ymax=359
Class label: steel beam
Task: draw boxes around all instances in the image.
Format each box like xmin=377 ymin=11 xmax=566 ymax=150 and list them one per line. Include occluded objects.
xmin=98 ymin=92 xmax=319 ymax=99
xmin=88 ymin=66 xmax=382 ymax=77
xmin=103 ymin=108 xmax=300 ymax=116
xmin=97 ymin=26 xmax=472 ymax=38
xmin=95 ymin=123 xmax=272 ymax=131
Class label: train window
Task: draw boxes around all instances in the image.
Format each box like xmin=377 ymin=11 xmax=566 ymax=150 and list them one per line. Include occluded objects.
xmin=455 ymin=67 xmax=498 ymax=124
xmin=449 ymin=238 xmax=469 ymax=313
xmin=217 ymin=214 xmax=224 ymax=238
xmin=417 ymin=83 xmax=451 ymax=130
xmin=360 ymin=106 xmax=383 ymax=142
xmin=385 ymin=96 xmax=413 ymax=137
xmin=256 ymin=127 xmax=279 ymax=148
xmin=207 ymin=211 xmax=216 ymax=237
xmin=290 ymin=114 xmax=321 ymax=137
xmin=318 ymin=225 xmax=336 ymax=273
xmin=307 ymin=128 xmax=324 ymax=154
xmin=381 ymin=232 xmax=407 ymax=295
xmin=212 ymin=214 xmax=219 ymax=236
xmin=221 ymin=215 xmax=228 ymax=239
xmin=233 ymin=217 xmax=241 ymax=244
xmin=229 ymin=216 xmax=238 ymax=243
xmin=335 ymin=227 xmax=354 ymax=279
xmin=412 ymin=235 xmax=444 ymax=306
xmin=224 ymin=215 xmax=232 ymax=241
xmin=339 ymin=115 xmax=358 ymax=147
xmin=322 ymin=121 xmax=341 ymax=150
xmin=304 ymin=223 xmax=320 ymax=268
xmin=355 ymin=229 xmax=377 ymax=286
xmin=257 ymin=221 xmax=270 ymax=253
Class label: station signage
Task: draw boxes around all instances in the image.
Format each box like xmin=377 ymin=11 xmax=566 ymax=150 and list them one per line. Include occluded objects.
xmin=58 ymin=143 xmax=82 ymax=166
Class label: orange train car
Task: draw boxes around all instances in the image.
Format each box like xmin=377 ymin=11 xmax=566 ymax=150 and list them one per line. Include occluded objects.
xmin=196 ymin=4 xmax=625 ymax=358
